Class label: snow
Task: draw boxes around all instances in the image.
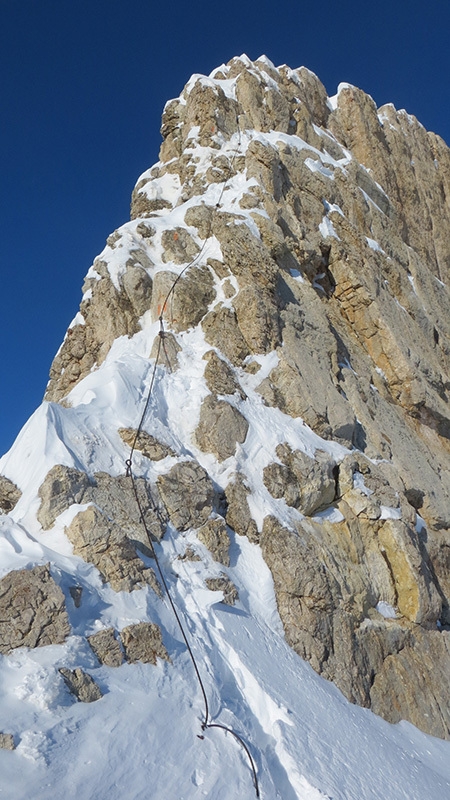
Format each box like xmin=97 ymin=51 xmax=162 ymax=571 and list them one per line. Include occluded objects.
xmin=323 ymin=200 xmax=344 ymax=216
xmin=376 ymin=601 xmax=397 ymax=619
xmin=304 ymin=158 xmax=334 ymax=179
xmin=1 ymin=61 xmax=450 ymax=800
xmin=366 ymin=237 xmax=385 ymax=254
xmin=318 ymin=216 xmax=339 ymax=240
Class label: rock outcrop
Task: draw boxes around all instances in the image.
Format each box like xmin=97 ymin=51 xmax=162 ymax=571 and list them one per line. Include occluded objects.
xmin=120 ymin=622 xmax=170 ymax=664
xmin=37 ymin=465 xmax=165 ymax=593
xmin=87 ymin=628 xmax=124 ymax=667
xmin=59 ymin=668 xmax=103 ymax=703
xmin=0 ymin=565 xmax=70 ymax=653
xmin=0 ymin=476 xmax=22 ymax=513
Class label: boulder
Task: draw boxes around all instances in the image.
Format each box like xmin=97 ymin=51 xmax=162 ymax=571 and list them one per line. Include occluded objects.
xmin=225 ymin=473 xmax=259 ymax=543
xmin=118 ymin=428 xmax=175 ymax=461
xmin=120 ymin=622 xmax=170 ymax=664
xmin=195 ymin=395 xmax=249 ymax=461
xmin=161 ymin=227 xmax=200 ymax=265
xmin=59 ymin=668 xmax=103 ymax=703
xmin=0 ymin=565 xmax=70 ymax=653
xmin=197 ymin=517 xmax=231 ymax=565
xmin=205 ymin=575 xmax=239 ymax=606
xmin=87 ymin=628 xmax=124 ymax=667
xmin=0 ymin=734 xmax=15 ymax=751
xmin=157 ymin=460 xmax=214 ymax=531
xmin=203 ymin=350 xmax=245 ymax=398
xmin=263 ymin=446 xmax=337 ymax=516
xmin=202 ymin=305 xmax=251 ymax=365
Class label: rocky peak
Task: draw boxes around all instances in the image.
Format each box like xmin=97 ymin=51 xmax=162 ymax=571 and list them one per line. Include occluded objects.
xmin=1 ymin=56 xmax=450 ymax=791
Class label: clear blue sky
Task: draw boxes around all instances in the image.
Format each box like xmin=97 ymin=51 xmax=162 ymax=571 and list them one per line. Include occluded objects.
xmin=1 ymin=0 xmax=449 ymax=456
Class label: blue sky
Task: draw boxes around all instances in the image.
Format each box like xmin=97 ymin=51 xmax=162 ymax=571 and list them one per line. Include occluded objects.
xmin=1 ymin=0 xmax=449 ymax=456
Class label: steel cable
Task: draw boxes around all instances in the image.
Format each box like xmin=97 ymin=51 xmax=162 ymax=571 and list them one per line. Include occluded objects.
xmin=125 ymin=120 xmax=260 ymax=797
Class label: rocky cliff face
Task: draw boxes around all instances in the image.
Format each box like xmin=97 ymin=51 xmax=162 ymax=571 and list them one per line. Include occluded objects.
xmin=3 ymin=55 xmax=450 ymax=745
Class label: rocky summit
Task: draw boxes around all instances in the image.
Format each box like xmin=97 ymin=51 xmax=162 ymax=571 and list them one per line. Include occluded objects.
xmin=0 ymin=55 xmax=450 ymax=799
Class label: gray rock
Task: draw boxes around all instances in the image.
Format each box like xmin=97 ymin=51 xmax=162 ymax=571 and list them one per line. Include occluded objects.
xmin=0 ymin=476 xmax=22 ymax=513
xmin=263 ymin=446 xmax=336 ymax=516
xmin=157 ymin=460 xmax=214 ymax=531
xmin=197 ymin=518 xmax=231 ymax=565
xmin=225 ymin=473 xmax=259 ymax=543
xmin=203 ymin=350 xmax=245 ymax=398
xmin=69 ymin=586 xmax=83 ymax=608
xmin=161 ymin=227 xmax=200 ymax=265
xmin=195 ymin=395 xmax=249 ymax=461
xmin=0 ymin=565 xmax=70 ymax=653
xmin=184 ymin=204 xmax=214 ymax=239
xmin=120 ymin=622 xmax=170 ymax=664
xmin=87 ymin=628 xmax=124 ymax=667
xmin=202 ymin=305 xmax=251 ymax=365
xmin=150 ymin=331 xmax=182 ymax=370
xmin=65 ymin=505 xmax=161 ymax=594
xmin=178 ymin=547 xmax=202 ymax=562
xmin=151 ymin=266 xmax=215 ymax=333
xmin=0 ymin=733 xmax=15 ymax=750
xmin=205 ymin=575 xmax=239 ymax=606
xmin=59 ymin=668 xmax=103 ymax=703
xmin=37 ymin=465 xmax=92 ymax=530
xmin=118 ymin=428 xmax=175 ymax=461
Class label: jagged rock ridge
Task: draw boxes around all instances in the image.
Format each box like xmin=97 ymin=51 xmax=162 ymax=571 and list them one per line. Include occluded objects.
xmin=1 ymin=53 xmax=450 ymax=754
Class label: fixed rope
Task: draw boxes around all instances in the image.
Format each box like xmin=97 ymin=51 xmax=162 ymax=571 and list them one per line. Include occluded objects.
xmin=125 ymin=121 xmax=260 ymax=798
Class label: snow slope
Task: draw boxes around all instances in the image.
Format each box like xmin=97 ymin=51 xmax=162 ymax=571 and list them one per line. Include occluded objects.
xmin=1 ymin=340 xmax=449 ymax=799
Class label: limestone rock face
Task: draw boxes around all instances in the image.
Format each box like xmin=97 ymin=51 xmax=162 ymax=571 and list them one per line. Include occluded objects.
xmin=370 ymin=630 xmax=450 ymax=739
xmin=0 ymin=565 xmax=70 ymax=653
xmin=38 ymin=465 xmax=165 ymax=592
xmin=46 ymin=256 xmax=153 ymax=401
xmin=32 ymin=55 xmax=450 ymax=739
xmin=260 ymin=507 xmax=445 ymax=727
